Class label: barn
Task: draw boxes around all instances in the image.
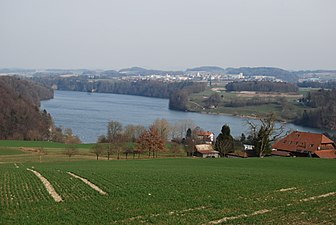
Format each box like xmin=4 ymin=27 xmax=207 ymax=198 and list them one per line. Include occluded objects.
xmin=194 ymin=144 xmax=220 ymax=158
xmin=272 ymin=131 xmax=336 ymax=159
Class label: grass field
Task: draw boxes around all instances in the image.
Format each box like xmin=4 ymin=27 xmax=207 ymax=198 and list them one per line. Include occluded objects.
xmin=188 ymin=87 xmax=315 ymax=121
xmin=0 ymin=147 xmax=27 ymax=155
xmin=0 ymin=140 xmax=94 ymax=149
xmin=0 ymin=157 xmax=335 ymax=224
xmin=0 ymin=140 xmax=186 ymax=164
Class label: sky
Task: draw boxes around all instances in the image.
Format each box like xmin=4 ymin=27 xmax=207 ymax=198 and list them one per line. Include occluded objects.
xmin=0 ymin=0 xmax=335 ymax=70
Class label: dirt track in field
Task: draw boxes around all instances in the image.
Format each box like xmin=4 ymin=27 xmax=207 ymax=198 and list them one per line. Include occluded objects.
xmin=67 ymin=172 xmax=107 ymax=195
xmin=27 ymin=168 xmax=63 ymax=202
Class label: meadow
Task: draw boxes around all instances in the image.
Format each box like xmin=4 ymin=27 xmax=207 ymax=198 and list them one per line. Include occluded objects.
xmin=187 ymin=87 xmax=314 ymax=121
xmin=0 ymin=152 xmax=335 ymax=224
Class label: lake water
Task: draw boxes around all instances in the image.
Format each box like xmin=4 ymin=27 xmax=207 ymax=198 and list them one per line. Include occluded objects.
xmin=41 ymin=91 xmax=323 ymax=143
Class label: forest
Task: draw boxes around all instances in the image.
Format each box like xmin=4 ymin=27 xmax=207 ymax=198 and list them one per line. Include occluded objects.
xmin=225 ymin=81 xmax=299 ymax=93
xmin=32 ymin=76 xmax=206 ymax=99
xmin=297 ymin=81 xmax=336 ymax=89
xmin=32 ymin=76 xmax=207 ymax=111
xmin=0 ymin=76 xmax=54 ymax=140
xmin=295 ymin=89 xmax=336 ymax=131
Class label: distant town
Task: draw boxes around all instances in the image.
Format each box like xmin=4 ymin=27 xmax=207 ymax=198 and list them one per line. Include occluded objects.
xmin=1 ymin=66 xmax=336 ymax=85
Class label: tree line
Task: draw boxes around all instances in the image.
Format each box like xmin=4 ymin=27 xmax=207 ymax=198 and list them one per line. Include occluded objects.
xmin=32 ymin=76 xmax=206 ymax=99
xmin=32 ymin=76 xmax=207 ymax=111
xmin=295 ymin=89 xmax=336 ymax=130
xmin=225 ymin=81 xmax=298 ymax=93
xmin=297 ymin=81 xmax=336 ymax=89
xmin=85 ymin=114 xmax=283 ymax=160
xmin=90 ymin=119 xmax=188 ymax=160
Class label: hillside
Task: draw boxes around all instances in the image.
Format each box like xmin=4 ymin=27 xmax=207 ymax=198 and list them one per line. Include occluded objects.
xmin=0 ymin=76 xmax=54 ymax=140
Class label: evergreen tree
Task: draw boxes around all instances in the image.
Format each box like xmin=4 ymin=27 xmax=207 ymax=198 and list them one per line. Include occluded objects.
xmin=215 ymin=124 xmax=234 ymax=157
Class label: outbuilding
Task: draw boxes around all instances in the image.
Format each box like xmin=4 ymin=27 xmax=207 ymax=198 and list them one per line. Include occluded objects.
xmin=194 ymin=144 xmax=220 ymax=158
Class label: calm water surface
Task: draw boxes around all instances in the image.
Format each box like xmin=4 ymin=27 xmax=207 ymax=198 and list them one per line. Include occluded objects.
xmin=41 ymin=91 xmax=323 ymax=143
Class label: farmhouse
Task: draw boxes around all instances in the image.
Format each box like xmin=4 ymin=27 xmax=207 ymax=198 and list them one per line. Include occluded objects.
xmin=272 ymin=131 xmax=336 ymax=159
xmin=195 ymin=131 xmax=214 ymax=144
xmin=194 ymin=144 xmax=220 ymax=158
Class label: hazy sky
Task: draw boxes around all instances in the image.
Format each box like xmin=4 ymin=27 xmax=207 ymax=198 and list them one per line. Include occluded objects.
xmin=1 ymin=0 xmax=335 ymax=70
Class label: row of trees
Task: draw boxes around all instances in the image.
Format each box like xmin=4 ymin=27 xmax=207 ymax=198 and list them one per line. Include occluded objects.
xmin=88 ymin=114 xmax=283 ymax=160
xmin=225 ymin=81 xmax=298 ymax=93
xmin=33 ymin=75 xmax=207 ymax=112
xmin=297 ymin=81 xmax=336 ymax=89
xmin=91 ymin=119 xmax=192 ymax=160
xmin=32 ymin=76 xmax=206 ymax=100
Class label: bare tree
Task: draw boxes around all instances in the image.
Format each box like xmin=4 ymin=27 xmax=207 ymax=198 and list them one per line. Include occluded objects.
xmin=106 ymin=144 xmax=113 ymax=160
xmin=64 ymin=128 xmax=81 ymax=144
xmin=64 ymin=144 xmax=78 ymax=159
xmin=124 ymin=124 xmax=146 ymax=142
xmin=106 ymin=121 xmax=123 ymax=159
xmin=63 ymin=128 xmax=80 ymax=159
xmin=246 ymin=114 xmax=285 ymax=157
xmin=91 ymin=143 xmax=105 ymax=160
xmin=151 ymin=118 xmax=170 ymax=141
xmin=107 ymin=121 xmax=123 ymax=142
xmin=172 ymin=119 xmax=196 ymax=139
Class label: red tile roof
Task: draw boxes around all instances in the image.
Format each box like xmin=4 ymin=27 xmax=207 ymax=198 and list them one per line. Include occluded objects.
xmin=272 ymin=131 xmax=335 ymax=153
xmin=314 ymin=150 xmax=336 ymax=159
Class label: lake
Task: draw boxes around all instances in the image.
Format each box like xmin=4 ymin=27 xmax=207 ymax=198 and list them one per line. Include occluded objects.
xmin=41 ymin=91 xmax=323 ymax=143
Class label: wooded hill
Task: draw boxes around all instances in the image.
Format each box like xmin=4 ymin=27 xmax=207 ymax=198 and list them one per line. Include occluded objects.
xmin=295 ymin=89 xmax=336 ymax=131
xmin=0 ymin=76 xmax=54 ymax=140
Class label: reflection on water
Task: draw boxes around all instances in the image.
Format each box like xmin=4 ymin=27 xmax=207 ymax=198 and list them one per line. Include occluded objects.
xmin=41 ymin=91 xmax=323 ymax=143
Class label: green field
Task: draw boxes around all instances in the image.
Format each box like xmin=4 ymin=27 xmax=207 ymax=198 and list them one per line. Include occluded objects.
xmin=0 ymin=147 xmax=27 ymax=155
xmin=0 ymin=158 xmax=335 ymax=224
xmin=0 ymin=140 xmax=94 ymax=149
xmin=187 ymin=87 xmax=315 ymax=121
xmin=0 ymin=141 xmax=186 ymax=164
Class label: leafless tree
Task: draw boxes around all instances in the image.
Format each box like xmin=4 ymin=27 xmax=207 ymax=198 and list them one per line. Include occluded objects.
xmin=171 ymin=119 xmax=196 ymax=139
xmin=107 ymin=121 xmax=123 ymax=142
xmin=91 ymin=143 xmax=105 ymax=160
xmin=151 ymin=118 xmax=170 ymax=141
xmin=64 ymin=144 xmax=78 ymax=159
xmin=246 ymin=114 xmax=285 ymax=157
